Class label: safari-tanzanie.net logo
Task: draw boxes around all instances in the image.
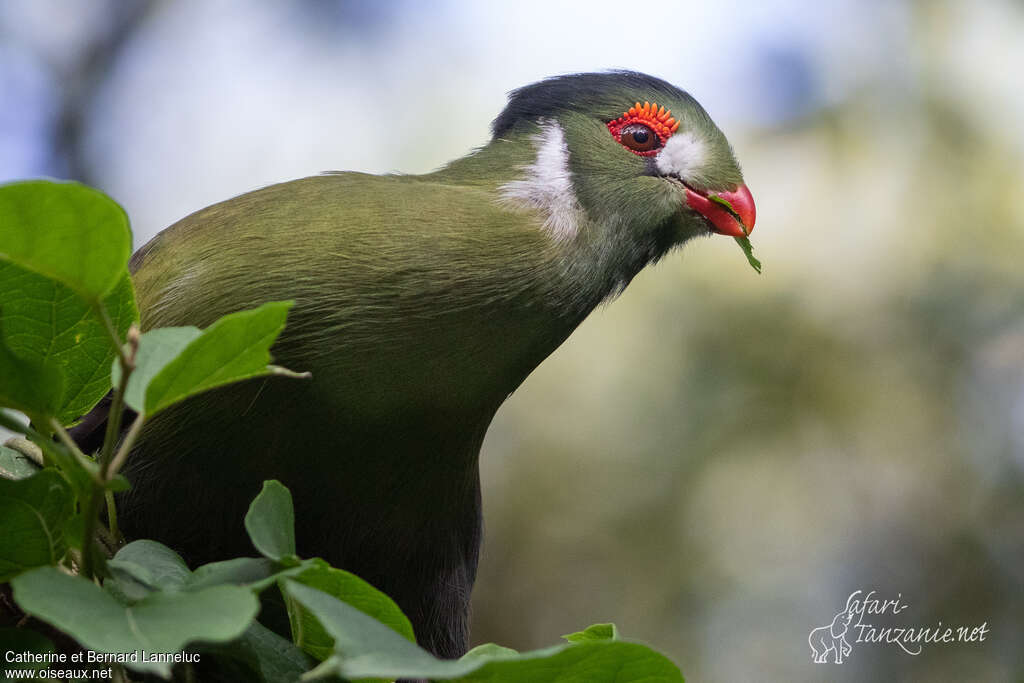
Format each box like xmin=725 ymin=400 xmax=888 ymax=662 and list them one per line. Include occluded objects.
xmin=808 ymin=590 xmax=989 ymax=664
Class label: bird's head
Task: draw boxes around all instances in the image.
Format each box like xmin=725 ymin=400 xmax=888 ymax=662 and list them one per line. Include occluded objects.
xmin=492 ymin=71 xmax=755 ymax=252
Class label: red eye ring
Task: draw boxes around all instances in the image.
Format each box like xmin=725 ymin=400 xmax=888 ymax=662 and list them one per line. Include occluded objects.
xmin=607 ymin=101 xmax=680 ymax=157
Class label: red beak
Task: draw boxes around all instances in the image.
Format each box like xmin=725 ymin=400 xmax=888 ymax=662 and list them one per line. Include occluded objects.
xmin=684 ymin=183 xmax=756 ymax=238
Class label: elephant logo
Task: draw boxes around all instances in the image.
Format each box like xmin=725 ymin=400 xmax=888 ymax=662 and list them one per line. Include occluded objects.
xmin=808 ymin=591 xmax=861 ymax=664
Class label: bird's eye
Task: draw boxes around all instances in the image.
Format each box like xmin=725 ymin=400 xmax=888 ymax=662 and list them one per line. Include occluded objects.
xmin=607 ymin=101 xmax=679 ymax=157
xmin=619 ymin=124 xmax=659 ymax=152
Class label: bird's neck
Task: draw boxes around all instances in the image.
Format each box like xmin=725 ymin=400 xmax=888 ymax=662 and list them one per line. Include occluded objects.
xmin=423 ymin=127 xmax=664 ymax=313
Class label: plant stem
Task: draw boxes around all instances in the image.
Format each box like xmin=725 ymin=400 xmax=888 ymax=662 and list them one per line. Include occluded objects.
xmin=80 ymin=484 xmax=104 ymax=581
xmin=81 ymin=316 xmax=138 ymax=580
xmin=93 ymin=517 xmax=120 ymax=556
xmin=102 ymin=413 xmax=144 ymax=543
xmin=105 ymin=489 xmax=120 ymax=542
xmin=107 ymin=414 xmax=144 ymax=478
xmin=98 ymin=384 xmax=128 ymax=477
xmin=50 ymin=419 xmax=104 ymax=484
xmin=80 ymin=383 xmax=128 ymax=579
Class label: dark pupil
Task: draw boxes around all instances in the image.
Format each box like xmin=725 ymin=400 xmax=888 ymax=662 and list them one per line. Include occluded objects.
xmin=632 ymin=129 xmax=649 ymax=144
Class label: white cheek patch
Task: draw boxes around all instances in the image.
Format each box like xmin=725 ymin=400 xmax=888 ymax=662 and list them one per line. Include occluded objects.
xmin=655 ymin=130 xmax=707 ymax=180
xmin=499 ymin=120 xmax=583 ymax=241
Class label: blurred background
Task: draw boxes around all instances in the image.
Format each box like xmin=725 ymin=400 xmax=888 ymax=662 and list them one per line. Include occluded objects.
xmin=2 ymin=0 xmax=1023 ymax=680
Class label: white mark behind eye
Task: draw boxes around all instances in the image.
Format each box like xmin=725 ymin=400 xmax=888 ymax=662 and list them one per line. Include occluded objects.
xmin=655 ymin=131 xmax=707 ymax=180
xmin=499 ymin=120 xmax=583 ymax=241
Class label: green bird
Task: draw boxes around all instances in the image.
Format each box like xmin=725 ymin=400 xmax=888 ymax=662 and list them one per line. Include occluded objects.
xmin=72 ymin=71 xmax=755 ymax=658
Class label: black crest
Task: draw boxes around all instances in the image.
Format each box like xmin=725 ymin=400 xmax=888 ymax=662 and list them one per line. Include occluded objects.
xmin=491 ymin=70 xmax=695 ymax=139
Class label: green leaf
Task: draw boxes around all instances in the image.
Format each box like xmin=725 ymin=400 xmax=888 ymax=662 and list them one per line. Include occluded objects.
xmin=285 ymin=581 xmax=477 ymax=681
xmin=62 ymin=513 xmax=86 ymax=551
xmin=115 ymin=326 xmax=201 ymax=414
xmin=98 ymin=545 xmax=307 ymax=679
xmin=455 ymin=640 xmax=684 ymax=682
xmin=113 ymin=301 xmax=306 ymax=418
xmin=461 ymin=643 xmax=519 ymax=661
xmin=188 ymin=557 xmax=286 ymax=592
xmin=0 ymin=469 xmax=74 ymax=581
xmin=244 ymin=479 xmax=296 ymax=562
xmin=199 ymin=622 xmax=314 ymax=683
xmin=706 ymin=194 xmax=761 ymax=274
xmin=0 ymin=180 xmax=131 ymax=299
xmin=107 ymin=473 xmax=131 ymax=492
xmin=708 ymin=194 xmax=736 ymax=214
xmin=0 ymin=442 xmax=43 ymax=480
xmin=562 ymin=623 xmax=619 ymax=643
xmin=0 ymin=262 xmax=138 ymax=425
xmin=284 ymin=560 xmax=416 ymax=662
xmin=0 ymin=323 xmax=64 ymax=419
xmin=108 ymin=540 xmax=193 ymax=593
xmin=104 ymin=541 xmax=303 ymax=605
xmin=0 ymin=627 xmax=55 ymax=674
xmin=12 ymin=565 xmax=260 ymax=678
xmin=45 ymin=442 xmax=97 ymax=502
xmin=0 ymin=417 xmax=93 ymax=497
xmin=286 ymin=582 xmax=684 ymax=682
xmin=734 ymin=236 xmax=762 ymax=274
